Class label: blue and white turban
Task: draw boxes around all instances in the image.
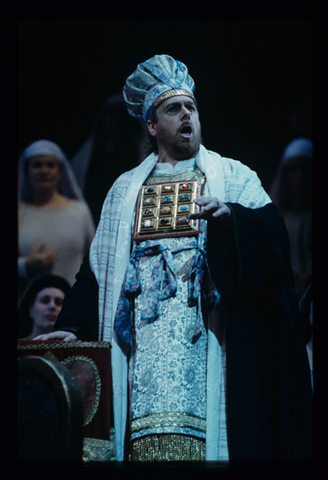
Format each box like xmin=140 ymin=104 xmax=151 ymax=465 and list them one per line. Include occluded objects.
xmin=123 ymin=54 xmax=196 ymax=124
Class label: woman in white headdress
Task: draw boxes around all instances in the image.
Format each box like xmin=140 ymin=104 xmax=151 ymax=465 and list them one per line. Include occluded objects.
xmin=18 ymin=139 xmax=95 ymax=300
xmin=269 ymin=137 xmax=312 ymax=300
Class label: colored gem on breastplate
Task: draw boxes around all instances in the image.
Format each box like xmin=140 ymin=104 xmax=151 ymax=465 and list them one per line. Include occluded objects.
xmin=163 ymin=185 xmax=173 ymax=192
xmin=143 ymin=220 xmax=153 ymax=228
xmin=160 ymin=218 xmax=170 ymax=225
xmin=145 ymin=187 xmax=155 ymax=194
xmin=180 ymin=183 xmax=190 ymax=191
xmin=143 ymin=208 xmax=153 ymax=215
xmin=177 ymin=217 xmax=188 ymax=225
xmin=179 ymin=205 xmax=189 ymax=212
xmin=143 ymin=197 xmax=155 ymax=205
xmin=160 ymin=207 xmax=171 ymax=214
xmin=179 ymin=193 xmax=190 ymax=201
xmin=162 ymin=196 xmax=171 ymax=202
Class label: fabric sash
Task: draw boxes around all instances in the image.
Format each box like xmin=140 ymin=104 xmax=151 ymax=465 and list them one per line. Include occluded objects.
xmin=113 ymin=235 xmax=219 ymax=355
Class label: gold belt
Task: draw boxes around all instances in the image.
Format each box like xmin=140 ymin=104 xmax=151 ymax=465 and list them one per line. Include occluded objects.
xmin=133 ymin=175 xmax=205 ymax=241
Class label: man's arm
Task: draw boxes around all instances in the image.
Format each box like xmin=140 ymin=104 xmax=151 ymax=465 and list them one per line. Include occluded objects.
xmin=206 ymin=201 xmax=295 ymax=303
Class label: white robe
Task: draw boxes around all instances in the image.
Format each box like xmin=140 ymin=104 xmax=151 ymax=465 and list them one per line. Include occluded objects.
xmin=89 ymin=144 xmax=271 ymax=460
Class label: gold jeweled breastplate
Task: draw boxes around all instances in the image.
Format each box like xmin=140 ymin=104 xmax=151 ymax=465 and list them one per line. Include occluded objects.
xmin=132 ymin=167 xmax=206 ymax=242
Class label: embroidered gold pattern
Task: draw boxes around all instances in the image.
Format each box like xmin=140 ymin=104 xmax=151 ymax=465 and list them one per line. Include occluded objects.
xmin=62 ymin=355 xmax=101 ymax=426
xmin=131 ymin=412 xmax=206 ymax=434
xmin=17 ymin=341 xmax=111 ymax=350
xmin=144 ymin=168 xmax=204 ymax=185
xmin=129 ymin=434 xmax=205 ymax=462
xmin=83 ymin=429 xmax=116 ymax=462
xmin=154 ymin=89 xmax=197 ymax=107
xmin=43 ymin=350 xmax=57 ymax=360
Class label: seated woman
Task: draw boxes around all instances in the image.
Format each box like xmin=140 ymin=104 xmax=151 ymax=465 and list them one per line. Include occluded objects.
xmin=18 ymin=274 xmax=71 ymax=339
xmin=18 ymin=139 xmax=95 ymax=300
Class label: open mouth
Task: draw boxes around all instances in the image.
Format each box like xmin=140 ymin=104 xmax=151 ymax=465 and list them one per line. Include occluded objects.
xmin=179 ymin=125 xmax=193 ymax=139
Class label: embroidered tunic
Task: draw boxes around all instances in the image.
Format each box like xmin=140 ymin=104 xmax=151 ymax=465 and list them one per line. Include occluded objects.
xmin=122 ymin=159 xmax=224 ymax=461
xmin=129 ymin=237 xmax=207 ymax=459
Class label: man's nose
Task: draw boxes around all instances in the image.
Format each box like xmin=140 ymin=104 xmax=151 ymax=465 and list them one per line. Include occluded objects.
xmin=181 ymin=106 xmax=191 ymax=119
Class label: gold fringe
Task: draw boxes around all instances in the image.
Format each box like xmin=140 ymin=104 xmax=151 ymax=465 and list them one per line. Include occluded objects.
xmin=129 ymin=434 xmax=205 ymax=462
xmin=83 ymin=429 xmax=116 ymax=462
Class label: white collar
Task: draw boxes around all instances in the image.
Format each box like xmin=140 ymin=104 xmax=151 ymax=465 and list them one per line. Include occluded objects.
xmin=153 ymin=157 xmax=196 ymax=174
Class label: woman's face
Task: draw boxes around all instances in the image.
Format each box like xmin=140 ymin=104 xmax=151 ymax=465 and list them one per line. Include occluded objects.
xmin=29 ymin=287 xmax=65 ymax=333
xmin=27 ymin=155 xmax=61 ymax=193
xmin=284 ymin=155 xmax=311 ymax=194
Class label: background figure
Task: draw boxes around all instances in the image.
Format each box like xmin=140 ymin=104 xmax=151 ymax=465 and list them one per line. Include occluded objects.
xmin=18 ymin=274 xmax=71 ymax=339
xmin=269 ymin=138 xmax=312 ymax=301
xmin=70 ymin=94 xmax=143 ymax=226
xmin=18 ymin=139 xmax=95 ymax=300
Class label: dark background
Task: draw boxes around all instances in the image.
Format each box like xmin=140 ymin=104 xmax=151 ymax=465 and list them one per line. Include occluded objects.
xmin=12 ymin=17 xmax=328 ymax=475
xmin=18 ymin=20 xmax=312 ymax=191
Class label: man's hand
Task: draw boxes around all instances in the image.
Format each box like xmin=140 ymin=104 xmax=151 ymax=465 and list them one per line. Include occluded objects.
xmin=33 ymin=331 xmax=77 ymax=342
xmin=189 ymin=196 xmax=231 ymax=221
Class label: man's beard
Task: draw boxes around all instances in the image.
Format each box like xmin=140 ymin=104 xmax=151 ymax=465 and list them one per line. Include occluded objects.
xmin=157 ymin=127 xmax=201 ymax=160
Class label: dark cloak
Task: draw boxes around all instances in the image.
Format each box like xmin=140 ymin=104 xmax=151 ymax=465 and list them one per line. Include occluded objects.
xmin=206 ymin=202 xmax=312 ymax=461
xmin=55 ymin=202 xmax=313 ymax=461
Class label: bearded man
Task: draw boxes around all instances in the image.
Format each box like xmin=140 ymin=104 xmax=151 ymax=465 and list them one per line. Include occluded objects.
xmin=37 ymin=54 xmax=312 ymax=463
